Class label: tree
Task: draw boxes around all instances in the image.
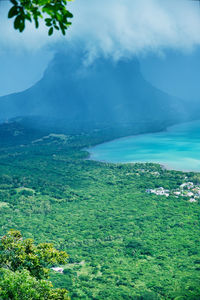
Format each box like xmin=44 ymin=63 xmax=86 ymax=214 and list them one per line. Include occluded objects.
xmin=0 ymin=269 xmax=70 ymax=299
xmin=8 ymin=0 xmax=73 ymax=35
xmin=0 ymin=230 xmax=70 ymax=299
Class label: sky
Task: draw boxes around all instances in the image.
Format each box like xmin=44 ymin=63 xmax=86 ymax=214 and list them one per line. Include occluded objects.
xmin=0 ymin=0 xmax=200 ymax=99
xmin=140 ymin=49 xmax=200 ymax=100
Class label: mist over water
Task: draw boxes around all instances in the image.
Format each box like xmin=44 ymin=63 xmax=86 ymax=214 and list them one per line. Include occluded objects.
xmin=88 ymin=120 xmax=200 ymax=172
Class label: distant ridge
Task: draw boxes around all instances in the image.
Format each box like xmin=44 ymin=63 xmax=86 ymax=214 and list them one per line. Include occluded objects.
xmin=0 ymin=52 xmax=190 ymax=130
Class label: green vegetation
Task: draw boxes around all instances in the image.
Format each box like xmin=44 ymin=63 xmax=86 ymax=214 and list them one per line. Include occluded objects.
xmin=0 ymin=123 xmax=200 ymax=299
xmin=0 ymin=268 xmax=69 ymax=299
xmin=8 ymin=0 xmax=73 ymax=35
xmin=0 ymin=230 xmax=69 ymax=299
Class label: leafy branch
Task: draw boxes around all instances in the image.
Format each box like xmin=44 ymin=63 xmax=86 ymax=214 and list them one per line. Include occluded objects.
xmin=8 ymin=0 xmax=73 ymax=35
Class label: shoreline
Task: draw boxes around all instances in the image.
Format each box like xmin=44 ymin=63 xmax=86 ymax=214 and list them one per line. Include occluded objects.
xmin=85 ymin=119 xmax=200 ymax=174
xmin=86 ymin=118 xmax=200 ymax=151
xmin=87 ymin=155 xmax=200 ymax=173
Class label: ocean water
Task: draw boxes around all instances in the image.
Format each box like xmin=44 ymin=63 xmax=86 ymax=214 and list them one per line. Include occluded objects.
xmin=88 ymin=120 xmax=200 ymax=172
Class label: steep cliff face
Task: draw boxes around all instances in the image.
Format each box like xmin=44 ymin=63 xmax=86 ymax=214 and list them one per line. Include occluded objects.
xmin=0 ymin=52 xmax=187 ymax=127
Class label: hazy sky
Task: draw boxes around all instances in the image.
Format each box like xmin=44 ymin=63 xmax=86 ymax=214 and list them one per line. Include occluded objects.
xmin=140 ymin=49 xmax=200 ymax=101
xmin=0 ymin=0 xmax=200 ymax=98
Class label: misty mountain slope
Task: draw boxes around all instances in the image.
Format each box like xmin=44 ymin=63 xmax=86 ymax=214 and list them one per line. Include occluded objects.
xmin=0 ymin=53 xmax=188 ymax=127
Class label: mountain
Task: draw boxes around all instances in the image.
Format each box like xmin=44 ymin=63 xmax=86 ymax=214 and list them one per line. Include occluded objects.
xmin=0 ymin=52 xmax=189 ymax=131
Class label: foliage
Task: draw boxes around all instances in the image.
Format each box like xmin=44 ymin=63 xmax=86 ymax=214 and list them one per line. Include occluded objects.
xmin=0 ymin=268 xmax=70 ymax=300
xmin=0 ymin=121 xmax=200 ymax=299
xmin=0 ymin=230 xmax=69 ymax=299
xmin=0 ymin=229 xmax=68 ymax=279
xmin=8 ymin=0 xmax=73 ymax=35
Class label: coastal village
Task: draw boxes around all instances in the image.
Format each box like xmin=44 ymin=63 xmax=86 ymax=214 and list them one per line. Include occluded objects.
xmin=146 ymin=181 xmax=200 ymax=202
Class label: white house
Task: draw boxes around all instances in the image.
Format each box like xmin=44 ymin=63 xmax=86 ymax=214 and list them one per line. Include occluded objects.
xmin=51 ymin=267 xmax=64 ymax=273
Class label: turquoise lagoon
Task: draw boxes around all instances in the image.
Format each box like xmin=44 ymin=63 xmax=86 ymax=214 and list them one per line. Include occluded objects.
xmin=88 ymin=120 xmax=200 ymax=172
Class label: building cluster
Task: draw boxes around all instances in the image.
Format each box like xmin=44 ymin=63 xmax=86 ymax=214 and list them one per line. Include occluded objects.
xmin=146 ymin=187 xmax=169 ymax=197
xmin=146 ymin=182 xmax=199 ymax=203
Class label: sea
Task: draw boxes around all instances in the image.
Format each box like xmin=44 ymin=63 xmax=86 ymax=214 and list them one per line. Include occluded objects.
xmin=88 ymin=120 xmax=200 ymax=172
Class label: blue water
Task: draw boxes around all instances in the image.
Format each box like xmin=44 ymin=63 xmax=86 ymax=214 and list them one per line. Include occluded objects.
xmin=88 ymin=120 xmax=200 ymax=172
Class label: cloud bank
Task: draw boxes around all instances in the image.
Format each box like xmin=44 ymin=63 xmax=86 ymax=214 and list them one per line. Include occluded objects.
xmin=1 ymin=0 xmax=200 ymax=96
xmin=70 ymin=0 xmax=200 ymax=59
xmin=1 ymin=0 xmax=200 ymax=57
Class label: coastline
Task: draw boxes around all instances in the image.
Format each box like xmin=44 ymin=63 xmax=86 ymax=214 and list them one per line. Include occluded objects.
xmin=85 ymin=119 xmax=200 ymax=173
xmin=87 ymin=155 xmax=199 ymax=173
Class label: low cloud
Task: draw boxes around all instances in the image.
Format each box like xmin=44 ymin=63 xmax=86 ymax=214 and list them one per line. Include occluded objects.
xmin=70 ymin=0 xmax=200 ymax=59
xmin=1 ymin=0 xmax=200 ymax=57
xmin=0 ymin=0 xmax=200 ymax=65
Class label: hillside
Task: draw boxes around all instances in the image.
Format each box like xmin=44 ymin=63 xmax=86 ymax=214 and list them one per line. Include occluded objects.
xmin=0 ymin=124 xmax=200 ymax=299
xmin=0 ymin=52 xmax=188 ymax=131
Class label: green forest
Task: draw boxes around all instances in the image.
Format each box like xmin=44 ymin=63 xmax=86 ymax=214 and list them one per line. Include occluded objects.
xmin=0 ymin=122 xmax=200 ymax=299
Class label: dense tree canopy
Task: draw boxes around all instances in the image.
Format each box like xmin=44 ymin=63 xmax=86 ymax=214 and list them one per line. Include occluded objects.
xmin=0 ymin=230 xmax=70 ymax=299
xmin=0 ymin=124 xmax=200 ymax=298
xmin=8 ymin=0 xmax=73 ymax=35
